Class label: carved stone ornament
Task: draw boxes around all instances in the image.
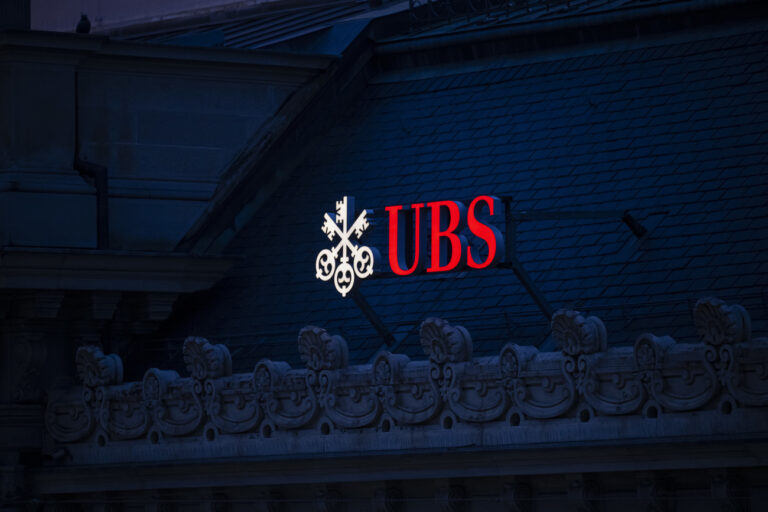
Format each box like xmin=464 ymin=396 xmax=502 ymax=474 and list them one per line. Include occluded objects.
xmin=634 ymin=334 xmax=676 ymax=371
xmin=373 ymin=351 xmax=441 ymax=425
xmin=45 ymin=388 xmax=94 ymax=443
xmin=43 ymin=299 xmax=768 ymax=453
xmin=551 ymin=309 xmax=607 ymax=356
xmin=253 ymin=360 xmax=290 ymax=394
xmin=694 ymin=297 xmax=751 ymax=346
xmin=205 ymin=372 xmax=261 ymax=434
xmin=420 ymin=317 xmax=473 ymax=364
xmin=499 ymin=344 xmax=539 ymax=381
xmin=142 ymin=368 xmax=203 ymax=436
xmin=183 ymin=336 xmax=232 ymax=380
xmin=96 ymin=382 xmax=150 ymax=440
xmin=298 ymin=326 xmax=349 ymax=371
xmin=373 ymin=353 xmax=409 ymax=386
xmin=75 ymin=346 xmax=123 ymax=388
xmin=512 ymin=349 xmax=576 ymax=420
xmin=255 ymin=358 xmax=317 ymax=430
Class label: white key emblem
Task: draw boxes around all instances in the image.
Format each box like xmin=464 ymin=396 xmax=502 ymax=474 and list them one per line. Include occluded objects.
xmin=315 ymin=197 xmax=377 ymax=297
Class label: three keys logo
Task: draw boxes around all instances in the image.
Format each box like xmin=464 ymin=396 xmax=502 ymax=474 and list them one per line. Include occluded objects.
xmin=315 ymin=197 xmax=377 ymax=297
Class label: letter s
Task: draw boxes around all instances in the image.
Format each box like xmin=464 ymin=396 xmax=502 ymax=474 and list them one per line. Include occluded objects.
xmin=467 ymin=195 xmax=504 ymax=269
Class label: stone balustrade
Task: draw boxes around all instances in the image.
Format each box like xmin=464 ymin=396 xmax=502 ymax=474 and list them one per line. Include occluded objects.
xmin=45 ymin=297 xmax=768 ymax=460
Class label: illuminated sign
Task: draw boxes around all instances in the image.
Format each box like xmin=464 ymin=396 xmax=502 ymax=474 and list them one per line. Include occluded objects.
xmin=315 ymin=196 xmax=377 ymax=297
xmin=317 ymin=195 xmax=504 ymax=296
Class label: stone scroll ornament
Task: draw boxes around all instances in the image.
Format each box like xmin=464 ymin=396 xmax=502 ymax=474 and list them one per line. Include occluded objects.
xmin=44 ymin=297 xmax=768 ymax=447
xmin=182 ymin=337 xmax=260 ymax=436
xmin=75 ymin=345 xmax=124 ymax=388
xmin=45 ymin=346 xmax=123 ymax=443
xmin=315 ymin=196 xmax=378 ymax=297
xmin=183 ymin=336 xmax=232 ymax=380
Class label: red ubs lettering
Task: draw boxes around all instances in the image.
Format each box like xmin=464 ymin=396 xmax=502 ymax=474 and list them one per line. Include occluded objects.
xmin=385 ymin=195 xmax=504 ymax=275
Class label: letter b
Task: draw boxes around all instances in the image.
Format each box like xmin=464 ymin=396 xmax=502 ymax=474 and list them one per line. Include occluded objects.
xmin=426 ymin=200 xmax=467 ymax=273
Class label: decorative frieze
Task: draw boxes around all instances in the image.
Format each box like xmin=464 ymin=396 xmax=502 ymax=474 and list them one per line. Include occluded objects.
xmin=45 ymin=297 xmax=768 ymax=452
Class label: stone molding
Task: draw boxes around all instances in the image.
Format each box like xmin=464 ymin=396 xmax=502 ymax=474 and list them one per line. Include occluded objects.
xmin=0 ymin=248 xmax=234 ymax=293
xmin=45 ymin=297 xmax=768 ymax=454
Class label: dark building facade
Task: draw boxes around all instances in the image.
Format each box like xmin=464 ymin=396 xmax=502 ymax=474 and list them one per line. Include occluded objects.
xmin=2 ymin=0 xmax=768 ymax=509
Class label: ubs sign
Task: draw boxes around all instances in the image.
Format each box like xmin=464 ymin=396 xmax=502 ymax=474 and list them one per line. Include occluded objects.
xmin=316 ymin=195 xmax=504 ymax=297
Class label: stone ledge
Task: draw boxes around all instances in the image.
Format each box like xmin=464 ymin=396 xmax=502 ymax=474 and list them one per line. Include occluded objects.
xmin=0 ymin=247 xmax=235 ymax=292
xmin=33 ymin=439 xmax=768 ymax=493
xmin=45 ymin=297 xmax=768 ymax=464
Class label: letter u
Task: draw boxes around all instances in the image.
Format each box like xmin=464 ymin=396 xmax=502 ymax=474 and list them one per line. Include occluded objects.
xmin=386 ymin=203 xmax=426 ymax=275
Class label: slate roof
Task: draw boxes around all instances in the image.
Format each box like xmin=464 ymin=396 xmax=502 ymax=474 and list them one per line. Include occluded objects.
xmin=406 ymin=0 xmax=713 ymax=36
xmin=158 ymin=21 xmax=768 ymax=372
xmin=122 ymin=0 xmax=381 ymax=50
xmin=120 ymin=0 xmax=719 ymax=51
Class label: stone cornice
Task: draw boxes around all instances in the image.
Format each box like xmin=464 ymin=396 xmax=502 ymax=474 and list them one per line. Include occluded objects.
xmin=45 ymin=297 xmax=768 ymax=467
xmin=0 ymin=247 xmax=235 ymax=292
xmin=32 ymin=440 xmax=768 ymax=494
